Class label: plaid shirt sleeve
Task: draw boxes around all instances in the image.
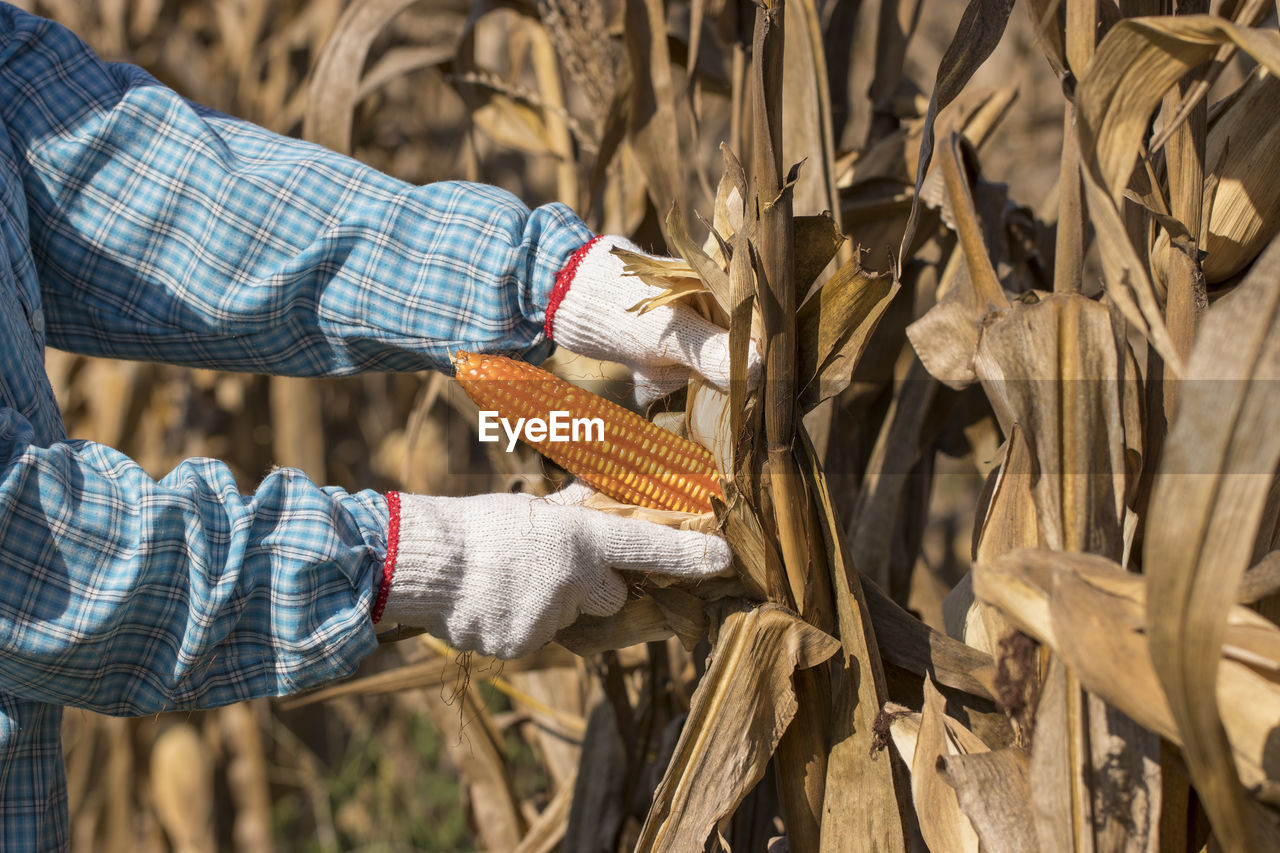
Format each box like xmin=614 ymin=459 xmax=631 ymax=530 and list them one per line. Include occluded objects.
xmin=0 ymin=407 xmax=387 ymax=715
xmin=1 ymin=5 xmax=592 ymax=375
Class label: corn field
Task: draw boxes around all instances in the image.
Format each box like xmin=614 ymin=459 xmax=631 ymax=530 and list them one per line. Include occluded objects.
xmin=25 ymin=0 xmax=1280 ymax=849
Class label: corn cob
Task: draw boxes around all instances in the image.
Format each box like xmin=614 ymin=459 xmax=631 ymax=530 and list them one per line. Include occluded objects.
xmin=452 ymin=351 xmax=723 ymax=514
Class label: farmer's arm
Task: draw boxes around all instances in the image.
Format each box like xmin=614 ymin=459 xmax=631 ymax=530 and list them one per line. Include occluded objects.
xmin=0 ymin=4 xmax=755 ymax=395
xmin=0 ymin=4 xmax=589 ymax=375
xmin=0 ymin=407 xmax=730 ymax=711
xmin=0 ymin=407 xmax=385 ymax=715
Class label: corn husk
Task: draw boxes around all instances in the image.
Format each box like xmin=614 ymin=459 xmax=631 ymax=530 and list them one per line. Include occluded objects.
xmin=1199 ymin=70 xmax=1280 ymax=281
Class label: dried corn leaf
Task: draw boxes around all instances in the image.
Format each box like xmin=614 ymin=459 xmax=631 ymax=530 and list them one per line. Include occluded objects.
xmin=842 ymin=126 xmax=914 ymax=189
xmin=715 ymin=487 xmax=778 ymax=602
xmin=793 ymin=213 xmax=845 ymax=295
xmin=907 ymin=252 xmax=983 ymax=390
xmin=1078 ymin=169 xmax=1183 ymax=370
xmin=1078 ymin=15 xmax=1280 ymax=207
xmin=911 ymin=678 xmax=981 ymax=853
xmin=887 ymin=707 xmax=990 ymax=771
xmin=1028 ymin=655 xmax=1091 ymax=851
xmin=960 ymin=395 xmax=1051 ymax=687
xmin=859 ymin=0 xmax=924 ymax=140
xmin=304 ymin=0 xmax=422 ymax=153
xmin=973 ymin=292 xmax=1128 ymax=557
xmin=664 ymin=201 xmax=732 ymax=316
xmin=612 ymin=248 xmax=701 ymax=282
xmin=623 ymin=0 xmax=683 ymax=226
xmin=938 ymin=749 xmax=1038 ymax=853
xmin=939 ymin=133 xmax=1009 ymax=313
xmin=625 ymin=279 xmax=713 ymax=315
xmin=941 ymin=574 xmax=997 ymax=657
xmin=939 ymin=86 xmax=1020 ymax=165
xmin=469 ymin=91 xmax=562 ymax=157
xmin=796 ymin=429 xmax=906 ymax=852
xmin=714 ymin=143 xmax=751 ymax=241
xmin=899 ymin=0 xmax=1017 ymax=264
xmin=650 ymin=587 xmax=710 ymax=651
xmin=974 ymin=548 xmax=1280 ymax=796
xmin=908 ymin=133 xmax=1018 ymax=392
xmin=1159 ymin=34 xmax=1208 ymax=380
xmin=774 ymin=665 xmax=832 ymax=852
xmin=1144 ymin=229 xmax=1280 ymax=850
xmin=556 ymin=597 xmax=678 ymax=656
xmin=847 ymin=85 xmax=1010 ymax=199
xmin=781 ymin=0 xmax=839 ymax=223
xmin=1024 ymin=0 xmax=1069 ymax=77
xmin=421 ymin=677 xmax=528 ymax=849
xmin=796 ymin=256 xmax=897 ymax=411
xmin=864 ymin=578 xmax=998 ymax=702
xmin=1147 ymin=0 xmax=1273 ymax=154
xmin=974 ymin=424 xmax=1044 ymax=562
xmin=1074 ymin=14 xmax=1280 ymax=369
xmin=1239 ymin=551 xmax=1280 ymax=605
xmin=634 ymin=604 xmax=840 ymax=852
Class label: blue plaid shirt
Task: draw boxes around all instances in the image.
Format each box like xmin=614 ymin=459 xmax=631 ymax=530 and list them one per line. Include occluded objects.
xmin=0 ymin=4 xmax=591 ymax=847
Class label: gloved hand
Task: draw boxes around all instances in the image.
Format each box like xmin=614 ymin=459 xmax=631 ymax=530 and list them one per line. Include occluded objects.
xmin=545 ymin=236 xmax=762 ymax=405
xmin=375 ymin=483 xmax=733 ymax=659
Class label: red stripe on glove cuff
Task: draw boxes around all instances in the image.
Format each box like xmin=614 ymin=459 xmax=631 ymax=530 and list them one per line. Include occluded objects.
xmin=545 ymin=235 xmax=604 ymax=340
xmin=372 ymin=490 xmax=401 ymax=624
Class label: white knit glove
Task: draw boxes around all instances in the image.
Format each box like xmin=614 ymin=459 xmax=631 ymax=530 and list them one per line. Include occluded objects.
xmin=546 ymin=236 xmax=762 ymax=405
xmin=376 ymin=483 xmax=733 ymax=659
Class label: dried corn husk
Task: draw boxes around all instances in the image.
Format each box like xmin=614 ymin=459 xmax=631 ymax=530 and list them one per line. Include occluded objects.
xmin=634 ymin=604 xmax=840 ymax=852
xmin=1198 ymin=70 xmax=1280 ymax=281
xmin=1150 ymin=69 xmax=1280 ymax=288
xmin=685 ymin=380 xmax=735 ymax=482
xmin=910 ymin=678 xmax=983 ymax=853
